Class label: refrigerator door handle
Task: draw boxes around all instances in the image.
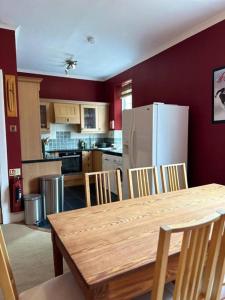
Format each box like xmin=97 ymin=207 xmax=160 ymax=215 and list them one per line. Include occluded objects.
xmin=130 ymin=128 xmax=135 ymax=168
xmin=132 ymin=130 xmax=136 ymax=166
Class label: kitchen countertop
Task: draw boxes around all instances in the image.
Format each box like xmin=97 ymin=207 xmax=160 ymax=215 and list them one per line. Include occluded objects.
xmin=45 ymin=148 xmax=123 ymax=157
xmin=22 ymin=158 xmax=62 ymax=164
xmin=98 ymin=148 xmax=122 ymax=157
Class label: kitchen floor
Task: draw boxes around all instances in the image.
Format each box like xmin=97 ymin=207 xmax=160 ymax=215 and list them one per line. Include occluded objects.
xmin=64 ymin=184 xmax=118 ymax=211
xmin=39 ymin=185 xmax=117 ymax=228
xmin=64 ymin=185 xmax=86 ymax=210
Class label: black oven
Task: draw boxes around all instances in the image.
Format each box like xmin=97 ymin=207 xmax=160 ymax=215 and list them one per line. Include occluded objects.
xmin=59 ymin=151 xmax=82 ymax=174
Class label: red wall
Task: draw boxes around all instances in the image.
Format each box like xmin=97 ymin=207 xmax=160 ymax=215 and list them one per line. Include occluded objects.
xmin=0 ymin=29 xmax=22 ymax=170
xmin=18 ymin=72 xmax=105 ymax=102
xmin=0 ymin=28 xmax=22 ymax=212
xmin=105 ymin=20 xmax=225 ymax=187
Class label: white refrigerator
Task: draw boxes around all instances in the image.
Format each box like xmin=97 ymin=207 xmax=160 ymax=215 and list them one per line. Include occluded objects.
xmin=122 ymin=103 xmax=189 ymax=198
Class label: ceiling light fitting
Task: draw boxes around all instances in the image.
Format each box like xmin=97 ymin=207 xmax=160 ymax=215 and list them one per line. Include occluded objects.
xmin=65 ymin=58 xmax=77 ymax=74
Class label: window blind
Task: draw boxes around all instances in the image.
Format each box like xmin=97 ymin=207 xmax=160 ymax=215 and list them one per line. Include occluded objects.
xmin=121 ymin=80 xmax=132 ymax=96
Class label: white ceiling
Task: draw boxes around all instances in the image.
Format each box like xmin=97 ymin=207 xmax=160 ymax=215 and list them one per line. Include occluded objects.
xmin=1 ymin=0 xmax=225 ymax=81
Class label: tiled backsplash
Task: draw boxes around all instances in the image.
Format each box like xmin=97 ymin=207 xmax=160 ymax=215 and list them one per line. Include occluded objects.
xmin=42 ymin=124 xmax=122 ymax=151
xmin=46 ymin=132 xmax=113 ymax=151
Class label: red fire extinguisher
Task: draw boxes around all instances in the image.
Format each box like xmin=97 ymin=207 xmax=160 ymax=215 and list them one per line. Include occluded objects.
xmin=13 ymin=176 xmax=22 ymax=202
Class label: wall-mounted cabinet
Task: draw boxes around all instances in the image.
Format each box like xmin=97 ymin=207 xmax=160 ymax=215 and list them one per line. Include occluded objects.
xmin=98 ymin=105 xmax=109 ymax=133
xmin=54 ymin=103 xmax=80 ymax=124
xmin=40 ymin=102 xmax=55 ymax=132
xmin=80 ymin=104 xmax=98 ymax=132
xmin=40 ymin=99 xmax=109 ymax=132
xmin=80 ymin=104 xmax=109 ymax=133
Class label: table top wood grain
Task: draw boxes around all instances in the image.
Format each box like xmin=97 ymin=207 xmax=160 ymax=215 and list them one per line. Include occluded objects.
xmin=48 ymin=184 xmax=225 ymax=289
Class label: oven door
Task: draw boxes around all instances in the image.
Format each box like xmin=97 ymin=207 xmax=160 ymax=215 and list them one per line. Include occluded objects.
xmin=61 ymin=155 xmax=82 ymax=174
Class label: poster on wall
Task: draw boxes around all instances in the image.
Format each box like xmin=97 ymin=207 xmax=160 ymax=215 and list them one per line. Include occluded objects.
xmin=213 ymin=66 xmax=225 ymax=123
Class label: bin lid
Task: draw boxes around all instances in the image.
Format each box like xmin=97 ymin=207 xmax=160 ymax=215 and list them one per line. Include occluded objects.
xmin=23 ymin=194 xmax=41 ymax=201
xmin=40 ymin=174 xmax=64 ymax=181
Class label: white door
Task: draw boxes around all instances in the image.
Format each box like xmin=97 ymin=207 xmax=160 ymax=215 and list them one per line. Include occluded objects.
xmin=0 ymin=70 xmax=10 ymax=224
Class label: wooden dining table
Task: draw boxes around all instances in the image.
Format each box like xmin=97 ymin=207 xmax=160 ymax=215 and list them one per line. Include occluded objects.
xmin=48 ymin=184 xmax=225 ymax=300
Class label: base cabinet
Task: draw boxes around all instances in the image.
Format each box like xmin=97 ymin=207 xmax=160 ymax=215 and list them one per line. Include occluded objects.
xmin=82 ymin=151 xmax=93 ymax=173
xmin=92 ymin=151 xmax=102 ymax=171
xmin=22 ymin=161 xmax=62 ymax=194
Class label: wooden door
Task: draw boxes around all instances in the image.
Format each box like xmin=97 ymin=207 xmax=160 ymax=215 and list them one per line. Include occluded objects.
xmin=98 ymin=105 xmax=109 ymax=133
xmin=80 ymin=105 xmax=98 ymax=132
xmin=18 ymin=77 xmax=42 ymax=160
xmin=92 ymin=151 xmax=102 ymax=171
xmin=54 ymin=103 xmax=80 ymax=124
xmin=82 ymin=151 xmax=93 ymax=173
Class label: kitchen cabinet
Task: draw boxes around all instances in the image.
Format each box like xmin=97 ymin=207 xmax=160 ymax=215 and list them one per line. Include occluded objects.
xmin=80 ymin=104 xmax=98 ymax=132
xmin=92 ymin=151 xmax=102 ymax=171
xmin=40 ymin=102 xmax=54 ymax=132
xmin=22 ymin=160 xmax=62 ymax=194
xmin=82 ymin=151 xmax=93 ymax=173
xmin=18 ymin=76 xmax=43 ymax=160
xmin=102 ymin=154 xmax=122 ymax=195
xmin=80 ymin=104 xmax=109 ymax=133
xmin=54 ymin=103 xmax=80 ymax=124
xmin=98 ymin=105 xmax=109 ymax=132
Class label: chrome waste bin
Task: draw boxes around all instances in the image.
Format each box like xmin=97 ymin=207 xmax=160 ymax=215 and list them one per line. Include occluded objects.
xmin=24 ymin=194 xmax=43 ymax=225
xmin=40 ymin=175 xmax=64 ymax=218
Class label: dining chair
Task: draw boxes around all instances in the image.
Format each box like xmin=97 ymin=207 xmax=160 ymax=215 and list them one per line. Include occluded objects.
xmin=127 ymin=166 xmax=159 ymax=198
xmin=0 ymin=228 xmax=84 ymax=300
xmin=160 ymin=162 xmax=188 ymax=193
xmin=84 ymin=169 xmax=122 ymax=207
xmin=150 ymin=210 xmax=225 ymax=300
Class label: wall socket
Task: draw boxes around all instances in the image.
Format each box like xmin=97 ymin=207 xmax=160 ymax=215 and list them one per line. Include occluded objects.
xmin=9 ymin=168 xmax=21 ymax=177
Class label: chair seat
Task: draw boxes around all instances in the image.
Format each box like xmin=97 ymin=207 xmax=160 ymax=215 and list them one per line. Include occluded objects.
xmin=19 ymin=272 xmax=85 ymax=300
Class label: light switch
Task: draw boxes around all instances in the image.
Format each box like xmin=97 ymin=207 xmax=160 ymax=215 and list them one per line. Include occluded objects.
xmin=10 ymin=125 xmax=17 ymax=132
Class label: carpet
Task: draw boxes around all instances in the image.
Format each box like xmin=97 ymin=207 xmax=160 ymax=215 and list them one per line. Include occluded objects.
xmin=1 ymin=224 xmax=62 ymax=293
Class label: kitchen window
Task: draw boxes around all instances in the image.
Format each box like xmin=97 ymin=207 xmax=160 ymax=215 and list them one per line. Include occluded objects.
xmin=121 ymin=80 xmax=132 ymax=111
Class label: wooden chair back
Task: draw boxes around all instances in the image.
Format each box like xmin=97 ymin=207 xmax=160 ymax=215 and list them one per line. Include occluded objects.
xmin=85 ymin=170 xmax=122 ymax=207
xmin=160 ymin=162 xmax=188 ymax=193
xmin=151 ymin=210 xmax=225 ymax=300
xmin=0 ymin=228 xmax=18 ymax=300
xmin=127 ymin=166 xmax=159 ymax=199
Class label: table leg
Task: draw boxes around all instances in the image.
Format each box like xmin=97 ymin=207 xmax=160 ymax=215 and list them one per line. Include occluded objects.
xmin=51 ymin=230 xmax=63 ymax=276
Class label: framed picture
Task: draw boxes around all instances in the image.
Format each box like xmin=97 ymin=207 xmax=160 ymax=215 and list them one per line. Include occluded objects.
xmin=212 ymin=66 xmax=225 ymax=123
xmin=5 ymin=74 xmax=18 ymax=117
